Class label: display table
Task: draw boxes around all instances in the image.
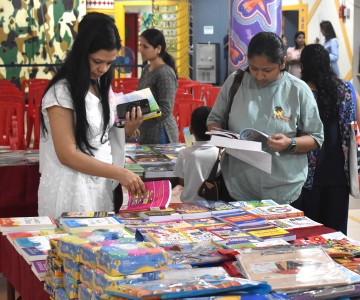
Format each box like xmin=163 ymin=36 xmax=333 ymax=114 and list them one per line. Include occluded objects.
xmin=0 ymin=226 xmax=338 ymax=300
xmin=0 ymin=164 xmax=40 ymax=218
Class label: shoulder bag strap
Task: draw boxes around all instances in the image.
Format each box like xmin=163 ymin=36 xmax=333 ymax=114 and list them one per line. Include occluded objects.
xmin=207 ymin=148 xmax=223 ymax=180
xmin=225 ymin=69 xmax=245 ymax=129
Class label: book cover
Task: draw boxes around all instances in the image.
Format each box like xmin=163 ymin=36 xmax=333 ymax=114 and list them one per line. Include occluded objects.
xmin=168 ymin=203 xmax=212 ymax=220
xmin=31 ymin=260 xmax=47 ymax=281
xmin=0 ymin=216 xmax=57 ymax=234
xmin=14 ymin=233 xmax=68 ymax=252
xmin=131 ymin=154 xmax=171 ymax=164
xmin=230 ymin=199 xmax=278 ymax=210
xmin=120 ymin=180 xmax=171 ymax=212
xmin=6 ymin=228 xmax=66 ymax=245
xmin=195 ymin=200 xmax=241 ymax=215
xmin=267 ymin=216 xmax=323 ymax=230
xmin=236 ymin=245 xmax=350 ymax=291
xmin=20 ymin=246 xmax=49 ymax=264
xmin=114 ymin=88 xmax=161 ymax=124
xmin=61 ymin=217 xmax=124 ymax=234
xmin=179 ymin=227 xmax=225 ymax=243
xmin=145 ymin=228 xmax=194 ymax=245
xmin=247 ymin=204 xmax=304 ymax=220
xmin=185 ymin=217 xmax=225 ymax=227
xmin=245 ymin=226 xmax=296 ymax=242
xmin=214 ymin=209 xmax=267 ymax=228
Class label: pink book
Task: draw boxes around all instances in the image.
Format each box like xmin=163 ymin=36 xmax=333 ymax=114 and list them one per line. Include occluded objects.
xmin=119 ymin=180 xmax=171 ymax=212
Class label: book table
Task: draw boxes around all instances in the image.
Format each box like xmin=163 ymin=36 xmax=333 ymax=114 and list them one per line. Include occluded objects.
xmin=0 ymin=225 xmax=338 ymax=300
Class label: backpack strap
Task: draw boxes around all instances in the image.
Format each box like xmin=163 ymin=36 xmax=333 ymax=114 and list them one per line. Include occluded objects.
xmin=225 ymin=69 xmax=245 ymax=129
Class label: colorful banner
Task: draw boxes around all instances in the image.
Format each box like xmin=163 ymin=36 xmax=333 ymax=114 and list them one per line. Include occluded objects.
xmin=229 ymin=0 xmax=282 ymax=74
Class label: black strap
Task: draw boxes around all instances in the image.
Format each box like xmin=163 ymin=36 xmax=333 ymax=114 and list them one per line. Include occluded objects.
xmin=225 ymin=69 xmax=245 ymax=129
xmin=207 ymin=148 xmax=222 ymax=180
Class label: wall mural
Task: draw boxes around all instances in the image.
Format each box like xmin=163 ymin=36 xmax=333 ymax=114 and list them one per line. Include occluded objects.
xmin=0 ymin=0 xmax=86 ymax=87
xmin=229 ymin=0 xmax=282 ymax=73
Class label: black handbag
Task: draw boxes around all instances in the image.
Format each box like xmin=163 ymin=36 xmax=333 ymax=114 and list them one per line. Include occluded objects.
xmin=197 ymin=148 xmax=223 ymax=200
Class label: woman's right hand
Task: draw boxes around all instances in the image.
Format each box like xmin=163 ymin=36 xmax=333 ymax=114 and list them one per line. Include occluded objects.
xmin=124 ymin=106 xmax=144 ymax=137
xmin=118 ymin=168 xmax=146 ymax=196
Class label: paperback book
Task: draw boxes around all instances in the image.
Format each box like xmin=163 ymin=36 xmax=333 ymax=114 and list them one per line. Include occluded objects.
xmin=61 ymin=217 xmax=124 ymax=234
xmin=120 ymin=180 xmax=171 ymax=212
xmin=213 ymin=209 xmax=267 ymax=228
xmin=230 ymin=199 xmax=278 ymax=210
xmin=247 ymin=204 xmax=304 ymax=220
xmin=195 ymin=200 xmax=241 ymax=215
xmin=168 ymin=202 xmax=212 ymax=220
xmin=31 ymin=260 xmax=47 ymax=281
xmin=140 ymin=162 xmax=175 ymax=178
xmin=6 ymin=228 xmax=66 ymax=245
xmin=145 ymin=228 xmax=194 ymax=245
xmin=0 ymin=216 xmax=57 ymax=234
xmin=267 ymin=216 xmax=323 ymax=230
xmin=138 ymin=209 xmax=182 ymax=222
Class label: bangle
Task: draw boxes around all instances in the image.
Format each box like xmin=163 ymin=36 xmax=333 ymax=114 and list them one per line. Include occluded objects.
xmin=287 ymin=138 xmax=297 ymax=152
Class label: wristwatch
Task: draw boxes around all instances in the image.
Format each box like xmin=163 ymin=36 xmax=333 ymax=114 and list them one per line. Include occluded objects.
xmin=287 ymin=138 xmax=297 ymax=152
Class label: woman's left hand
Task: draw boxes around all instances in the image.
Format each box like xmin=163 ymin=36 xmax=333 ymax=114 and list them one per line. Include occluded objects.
xmin=124 ymin=106 xmax=143 ymax=137
xmin=267 ymin=133 xmax=291 ymax=152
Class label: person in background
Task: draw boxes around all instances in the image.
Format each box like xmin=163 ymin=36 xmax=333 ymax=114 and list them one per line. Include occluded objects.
xmin=38 ymin=13 xmax=145 ymax=219
xmin=137 ymin=28 xmax=179 ymax=144
xmin=300 ymin=44 xmax=354 ymax=234
xmin=318 ymin=20 xmax=339 ymax=77
xmin=286 ymin=31 xmax=306 ymax=78
xmin=281 ymin=34 xmax=288 ymax=48
xmin=173 ymin=106 xmax=219 ymax=203
xmin=207 ymin=31 xmax=323 ymax=205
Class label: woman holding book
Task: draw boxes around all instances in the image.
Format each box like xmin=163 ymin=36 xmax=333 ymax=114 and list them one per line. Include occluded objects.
xmin=38 ymin=13 xmax=146 ymax=219
xmin=137 ymin=28 xmax=179 ymax=144
xmin=299 ymin=44 xmax=354 ymax=234
xmin=207 ymin=31 xmax=323 ymax=205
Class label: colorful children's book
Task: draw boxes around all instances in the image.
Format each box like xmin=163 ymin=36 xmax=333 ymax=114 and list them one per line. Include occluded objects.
xmin=267 ymin=216 xmax=323 ymax=230
xmin=14 ymin=233 xmax=68 ymax=253
xmin=144 ymin=228 xmax=194 ymax=245
xmin=195 ymin=200 xmax=241 ymax=216
xmin=130 ymin=154 xmax=171 ymax=164
xmin=120 ymin=180 xmax=172 ymax=212
xmin=179 ymin=227 xmax=225 ymax=243
xmin=247 ymin=204 xmax=304 ymax=220
xmin=114 ymin=88 xmax=161 ymax=124
xmin=59 ymin=211 xmax=115 ymax=225
xmin=61 ymin=217 xmax=124 ymax=234
xmin=230 ymin=199 xmax=278 ymax=210
xmin=20 ymin=246 xmax=50 ymax=264
xmin=213 ymin=209 xmax=267 ymax=228
xmin=168 ymin=202 xmax=212 ymax=220
xmin=0 ymin=216 xmax=57 ymax=234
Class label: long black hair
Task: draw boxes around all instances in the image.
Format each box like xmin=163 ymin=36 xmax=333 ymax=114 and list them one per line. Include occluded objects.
xmin=247 ymin=31 xmax=286 ymax=70
xmin=41 ymin=12 xmax=121 ymax=155
xmin=294 ymin=31 xmax=305 ymax=49
xmin=140 ymin=28 xmax=177 ymax=78
xmin=320 ymin=20 xmax=336 ymax=41
xmin=300 ymin=44 xmax=339 ymax=120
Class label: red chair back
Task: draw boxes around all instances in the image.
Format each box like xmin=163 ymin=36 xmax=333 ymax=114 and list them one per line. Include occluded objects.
xmin=192 ymin=83 xmax=213 ymax=104
xmin=175 ymin=93 xmax=193 ymax=101
xmin=173 ymin=99 xmax=204 ymax=142
xmin=112 ymin=78 xmax=139 ymax=92
xmin=26 ymin=82 xmax=48 ymax=149
xmin=21 ymin=79 xmax=49 ymax=99
xmin=0 ymin=101 xmax=25 ymax=149
xmin=207 ymin=86 xmax=222 ymax=107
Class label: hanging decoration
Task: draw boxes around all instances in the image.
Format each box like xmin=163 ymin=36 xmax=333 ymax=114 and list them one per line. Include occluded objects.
xmin=229 ymin=0 xmax=282 ymax=74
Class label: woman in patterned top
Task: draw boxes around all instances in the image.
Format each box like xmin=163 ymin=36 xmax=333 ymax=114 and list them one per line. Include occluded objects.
xmin=300 ymin=44 xmax=354 ymax=234
xmin=137 ymin=28 xmax=179 ymax=144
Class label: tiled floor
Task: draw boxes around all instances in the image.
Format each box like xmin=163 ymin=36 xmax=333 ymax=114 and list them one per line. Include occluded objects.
xmin=1 ymin=197 xmax=360 ymax=298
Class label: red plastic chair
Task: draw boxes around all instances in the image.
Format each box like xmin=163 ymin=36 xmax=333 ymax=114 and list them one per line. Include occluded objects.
xmin=173 ymin=99 xmax=204 ymax=142
xmin=175 ymin=93 xmax=193 ymax=101
xmin=26 ymin=82 xmax=48 ymax=149
xmin=192 ymin=83 xmax=213 ymax=104
xmin=21 ymin=79 xmax=49 ymax=99
xmin=0 ymin=101 xmax=26 ymax=149
xmin=207 ymin=86 xmax=222 ymax=107
xmin=112 ymin=78 xmax=139 ymax=92
xmin=0 ymin=86 xmax=23 ymax=96
xmin=0 ymin=79 xmax=17 ymax=87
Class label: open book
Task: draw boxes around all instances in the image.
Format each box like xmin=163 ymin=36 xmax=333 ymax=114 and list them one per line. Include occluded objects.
xmin=206 ymin=128 xmax=273 ymax=173
xmin=114 ymin=88 xmax=161 ymax=125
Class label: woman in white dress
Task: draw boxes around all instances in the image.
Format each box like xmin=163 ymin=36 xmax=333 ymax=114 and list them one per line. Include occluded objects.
xmin=38 ymin=13 xmax=145 ymax=219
